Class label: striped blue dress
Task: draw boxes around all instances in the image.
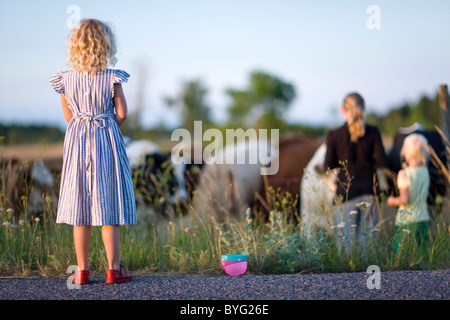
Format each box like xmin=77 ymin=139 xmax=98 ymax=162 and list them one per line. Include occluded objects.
xmin=50 ymin=69 xmax=136 ymax=226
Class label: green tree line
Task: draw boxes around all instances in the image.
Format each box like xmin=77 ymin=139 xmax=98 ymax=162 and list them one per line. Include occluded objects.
xmin=366 ymin=93 xmax=442 ymax=137
xmin=0 ymin=124 xmax=65 ymax=145
xmin=0 ymin=69 xmax=443 ymax=145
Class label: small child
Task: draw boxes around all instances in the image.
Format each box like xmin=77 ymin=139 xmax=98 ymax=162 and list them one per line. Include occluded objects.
xmin=387 ymin=133 xmax=431 ymax=251
xmin=50 ymin=19 xmax=136 ymax=284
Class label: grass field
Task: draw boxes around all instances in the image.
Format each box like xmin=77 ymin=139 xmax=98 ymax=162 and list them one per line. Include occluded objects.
xmin=0 ymin=142 xmax=449 ymax=277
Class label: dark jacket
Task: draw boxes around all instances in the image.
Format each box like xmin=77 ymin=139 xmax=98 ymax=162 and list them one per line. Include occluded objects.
xmin=325 ymin=123 xmax=387 ymax=201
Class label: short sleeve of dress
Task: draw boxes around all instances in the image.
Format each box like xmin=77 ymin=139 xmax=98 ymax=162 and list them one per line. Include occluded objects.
xmin=111 ymin=69 xmax=130 ymax=98
xmin=50 ymin=72 xmax=65 ymax=94
xmin=397 ymin=169 xmax=410 ymax=189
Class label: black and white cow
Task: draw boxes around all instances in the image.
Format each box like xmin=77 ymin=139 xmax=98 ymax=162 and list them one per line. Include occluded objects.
xmin=125 ymin=139 xmax=202 ymax=216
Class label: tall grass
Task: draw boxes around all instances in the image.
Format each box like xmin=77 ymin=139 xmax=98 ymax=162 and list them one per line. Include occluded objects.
xmin=0 ymin=139 xmax=449 ymax=277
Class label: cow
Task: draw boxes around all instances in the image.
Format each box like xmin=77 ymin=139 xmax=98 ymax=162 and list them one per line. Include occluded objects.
xmin=256 ymin=136 xmax=323 ymax=223
xmin=2 ymin=157 xmax=62 ymax=221
xmin=300 ymin=143 xmax=338 ymax=236
xmin=191 ymin=139 xmax=278 ymax=223
xmin=387 ymin=122 xmax=448 ymax=209
xmin=125 ymin=139 xmax=202 ymax=216
xmin=299 ymin=142 xmax=393 ymax=237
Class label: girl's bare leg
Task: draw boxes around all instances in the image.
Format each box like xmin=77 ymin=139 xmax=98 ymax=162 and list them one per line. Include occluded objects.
xmin=102 ymin=225 xmax=120 ymax=271
xmin=73 ymin=226 xmax=91 ymax=271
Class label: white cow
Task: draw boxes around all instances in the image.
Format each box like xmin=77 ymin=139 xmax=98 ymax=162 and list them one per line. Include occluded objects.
xmin=300 ymin=143 xmax=389 ymax=237
xmin=192 ymin=139 xmax=278 ymax=223
xmin=300 ymin=144 xmax=337 ymax=237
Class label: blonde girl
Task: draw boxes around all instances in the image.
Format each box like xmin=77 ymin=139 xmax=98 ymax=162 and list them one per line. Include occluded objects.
xmin=388 ymin=133 xmax=431 ymax=251
xmin=50 ymin=19 xmax=136 ymax=284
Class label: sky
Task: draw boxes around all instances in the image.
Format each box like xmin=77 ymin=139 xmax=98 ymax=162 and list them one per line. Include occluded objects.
xmin=0 ymin=0 xmax=449 ymax=130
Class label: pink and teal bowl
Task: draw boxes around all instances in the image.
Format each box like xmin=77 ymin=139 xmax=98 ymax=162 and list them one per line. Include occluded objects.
xmin=221 ymin=254 xmax=248 ymax=276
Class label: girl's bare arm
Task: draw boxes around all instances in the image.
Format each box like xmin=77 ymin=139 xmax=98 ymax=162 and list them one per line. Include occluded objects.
xmin=60 ymin=94 xmax=73 ymax=123
xmin=387 ymin=187 xmax=409 ymax=207
xmin=113 ymin=83 xmax=128 ymax=128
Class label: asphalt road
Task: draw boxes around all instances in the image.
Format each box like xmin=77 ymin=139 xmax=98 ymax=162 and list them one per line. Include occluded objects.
xmin=0 ymin=269 xmax=448 ymax=318
xmin=0 ymin=269 xmax=448 ymax=300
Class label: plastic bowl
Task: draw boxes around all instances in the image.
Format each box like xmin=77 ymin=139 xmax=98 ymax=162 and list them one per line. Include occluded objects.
xmin=222 ymin=261 xmax=248 ymax=276
xmin=221 ymin=254 xmax=248 ymax=276
xmin=221 ymin=254 xmax=248 ymax=261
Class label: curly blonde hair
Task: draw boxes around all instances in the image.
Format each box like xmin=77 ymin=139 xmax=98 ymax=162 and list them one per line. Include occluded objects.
xmin=343 ymin=92 xmax=366 ymax=143
xmin=67 ymin=19 xmax=117 ymax=73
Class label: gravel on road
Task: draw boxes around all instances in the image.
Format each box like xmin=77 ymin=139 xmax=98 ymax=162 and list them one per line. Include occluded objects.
xmin=0 ymin=269 xmax=448 ymax=301
xmin=1 ymin=269 xmax=448 ymax=318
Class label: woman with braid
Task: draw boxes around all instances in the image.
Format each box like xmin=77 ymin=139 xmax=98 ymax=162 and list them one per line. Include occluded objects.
xmin=324 ymin=92 xmax=387 ymax=253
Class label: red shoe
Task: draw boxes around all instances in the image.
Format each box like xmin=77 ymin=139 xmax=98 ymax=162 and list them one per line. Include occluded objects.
xmin=72 ymin=270 xmax=90 ymax=285
xmin=106 ymin=264 xmax=132 ymax=284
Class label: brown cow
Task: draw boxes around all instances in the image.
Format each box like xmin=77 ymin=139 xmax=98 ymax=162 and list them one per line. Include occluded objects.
xmin=255 ymin=136 xmax=323 ymax=222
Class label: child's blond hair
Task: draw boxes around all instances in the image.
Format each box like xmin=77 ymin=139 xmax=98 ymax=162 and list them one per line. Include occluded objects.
xmin=343 ymin=92 xmax=365 ymax=142
xmin=67 ymin=19 xmax=117 ymax=73
xmin=401 ymin=133 xmax=429 ymax=166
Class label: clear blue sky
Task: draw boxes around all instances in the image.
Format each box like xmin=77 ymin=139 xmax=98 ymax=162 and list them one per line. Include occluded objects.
xmin=0 ymin=0 xmax=449 ymax=130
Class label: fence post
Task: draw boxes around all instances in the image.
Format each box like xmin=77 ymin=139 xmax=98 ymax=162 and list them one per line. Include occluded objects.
xmin=438 ymin=84 xmax=450 ymax=171
xmin=439 ymin=84 xmax=450 ymax=140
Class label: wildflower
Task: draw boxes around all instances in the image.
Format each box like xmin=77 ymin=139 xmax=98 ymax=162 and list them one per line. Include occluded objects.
xmin=349 ymin=210 xmax=358 ymax=216
xmin=6 ymin=208 xmax=13 ymax=214
xmin=402 ymin=229 xmax=411 ymax=234
xmin=331 ymin=226 xmax=337 ymax=229
xmin=35 ymin=217 xmax=41 ymax=223
xmin=337 ymin=222 xmax=345 ymax=229
xmin=19 ymin=220 xmax=25 ymax=226
xmin=2 ymin=221 xmax=10 ymax=226
xmin=11 ymin=224 xmax=18 ymax=228
xmin=351 ymin=224 xmax=357 ymax=228
xmin=356 ymin=201 xmax=371 ymax=209
xmin=371 ymin=228 xmax=380 ymax=233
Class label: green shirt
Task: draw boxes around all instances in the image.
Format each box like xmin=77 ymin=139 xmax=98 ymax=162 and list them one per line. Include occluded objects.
xmin=395 ymin=166 xmax=430 ymax=226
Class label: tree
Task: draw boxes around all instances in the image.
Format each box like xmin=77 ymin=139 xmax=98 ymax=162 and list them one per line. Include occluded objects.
xmin=226 ymin=70 xmax=296 ymax=129
xmin=164 ymin=79 xmax=212 ymax=133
